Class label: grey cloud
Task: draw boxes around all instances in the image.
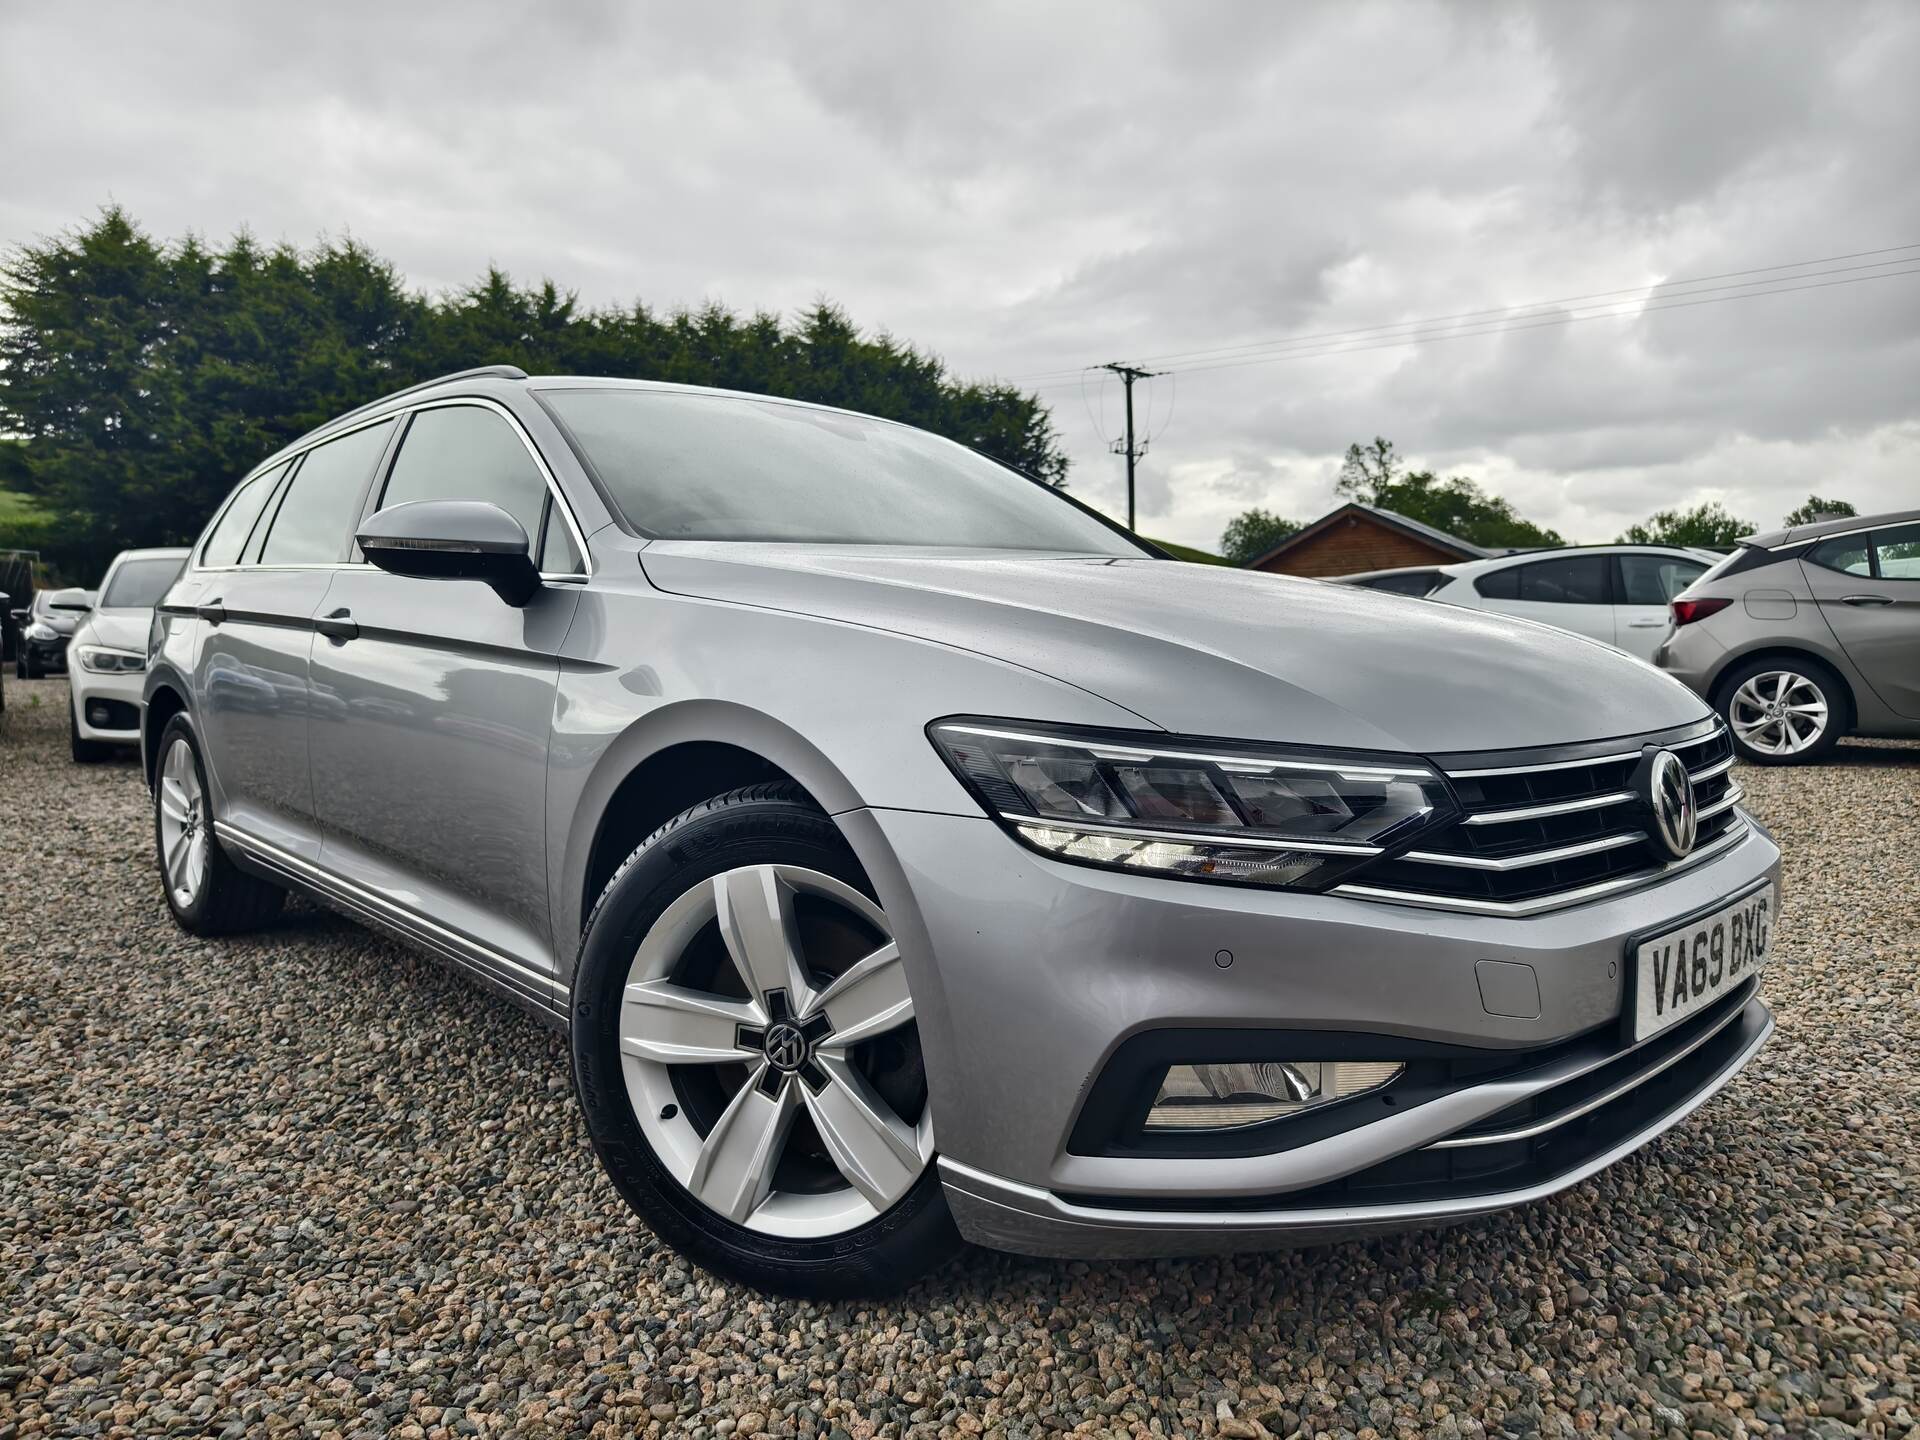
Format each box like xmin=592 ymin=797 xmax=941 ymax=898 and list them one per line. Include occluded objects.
xmin=2 ymin=0 xmax=1916 ymax=550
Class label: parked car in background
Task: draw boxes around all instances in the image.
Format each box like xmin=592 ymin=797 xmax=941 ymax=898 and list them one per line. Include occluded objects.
xmin=1657 ymin=509 xmax=1920 ymax=764
xmin=17 ymin=587 xmax=95 ymax=678
xmin=67 ymin=547 xmax=189 ymax=761
xmin=0 ymin=590 xmax=8 ymax=711
xmin=144 ymin=367 xmax=1779 ymax=1295
xmin=1336 ymin=546 xmax=1718 ymax=662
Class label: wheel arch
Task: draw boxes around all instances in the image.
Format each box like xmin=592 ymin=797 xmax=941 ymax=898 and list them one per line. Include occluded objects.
xmin=562 ymin=699 xmax=875 ymax=944
xmin=142 ymin=675 xmax=192 ymax=786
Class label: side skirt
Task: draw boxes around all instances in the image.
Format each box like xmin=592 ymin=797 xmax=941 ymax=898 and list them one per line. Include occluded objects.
xmin=214 ymin=820 xmax=570 ymax=1032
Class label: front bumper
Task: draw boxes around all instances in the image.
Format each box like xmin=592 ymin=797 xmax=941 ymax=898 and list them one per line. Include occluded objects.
xmin=22 ymin=636 xmax=69 ymax=673
xmin=70 ymin=664 xmax=145 ymax=741
xmin=847 ymin=804 xmax=1780 ymax=1257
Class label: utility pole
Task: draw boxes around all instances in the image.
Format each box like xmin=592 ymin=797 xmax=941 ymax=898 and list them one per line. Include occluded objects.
xmin=1100 ymin=362 xmax=1158 ymax=531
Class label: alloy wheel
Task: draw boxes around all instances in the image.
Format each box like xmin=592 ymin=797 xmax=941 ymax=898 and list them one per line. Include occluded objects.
xmin=619 ymin=864 xmax=932 ymax=1237
xmin=157 ymin=737 xmax=209 ymax=908
xmin=1728 ymin=670 xmax=1829 ymax=757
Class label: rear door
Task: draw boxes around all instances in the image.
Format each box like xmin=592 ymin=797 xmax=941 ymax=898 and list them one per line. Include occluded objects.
xmin=1800 ymin=523 xmax=1920 ymax=719
xmin=1613 ymin=552 xmax=1709 ymax=660
xmin=1471 ymin=554 xmax=1616 ymax=646
xmin=307 ymin=400 xmax=584 ymax=980
xmin=190 ymin=420 xmax=397 ymax=860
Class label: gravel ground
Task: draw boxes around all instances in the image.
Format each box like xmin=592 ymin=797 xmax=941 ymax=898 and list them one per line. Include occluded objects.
xmin=2 ymin=675 xmax=1916 ymax=1440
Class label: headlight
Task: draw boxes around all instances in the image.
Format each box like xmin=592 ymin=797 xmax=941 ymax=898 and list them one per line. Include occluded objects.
xmin=25 ymin=622 xmax=56 ymax=642
xmin=75 ymin=645 xmax=145 ymax=674
xmin=928 ymin=719 xmax=1457 ymax=890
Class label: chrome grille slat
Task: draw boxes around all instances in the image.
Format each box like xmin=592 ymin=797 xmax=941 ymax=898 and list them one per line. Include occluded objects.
xmin=1346 ymin=724 xmax=1741 ymax=914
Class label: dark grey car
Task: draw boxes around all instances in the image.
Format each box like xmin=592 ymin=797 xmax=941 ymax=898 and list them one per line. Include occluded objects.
xmin=145 ymin=366 xmax=1783 ymax=1294
xmin=1657 ymin=508 xmax=1920 ymax=763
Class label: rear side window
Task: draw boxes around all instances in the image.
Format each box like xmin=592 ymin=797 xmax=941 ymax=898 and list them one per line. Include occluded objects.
xmin=199 ymin=460 xmax=289 ymax=568
xmin=1473 ymin=566 xmax=1519 ymax=599
xmin=378 ymin=405 xmax=548 ymax=546
xmin=257 ymin=420 xmax=396 ymax=566
xmin=1515 ymin=555 xmax=1609 ymax=604
xmin=1872 ymin=523 xmax=1920 ymax=579
xmin=1618 ymin=554 xmax=1707 ymax=606
xmin=1356 ymin=570 xmax=1442 ymax=596
xmin=1805 ymin=535 xmax=1871 ymax=576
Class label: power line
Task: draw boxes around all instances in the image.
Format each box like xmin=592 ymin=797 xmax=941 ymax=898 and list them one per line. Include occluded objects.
xmin=1003 ymin=240 xmax=1920 ymax=385
xmin=1027 ymin=260 xmax=1920 ymax=390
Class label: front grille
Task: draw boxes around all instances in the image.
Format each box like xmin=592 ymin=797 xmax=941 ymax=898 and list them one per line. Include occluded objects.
xmin=1338 ymin=721 xmax=1745 ymax=915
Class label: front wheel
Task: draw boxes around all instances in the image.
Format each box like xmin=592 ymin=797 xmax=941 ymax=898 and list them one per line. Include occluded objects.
xmin=570 ymin=784 xmax=959 ymax=1297
xmin=1718 ymin=657 xmax=1845 ymax=764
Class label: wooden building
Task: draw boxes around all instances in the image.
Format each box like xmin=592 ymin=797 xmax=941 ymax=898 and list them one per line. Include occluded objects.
xmin=1243 ymin=503 xmax=1487 ymax=578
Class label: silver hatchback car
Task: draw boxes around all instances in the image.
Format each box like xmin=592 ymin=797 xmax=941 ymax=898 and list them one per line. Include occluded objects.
xmin=1657 ymin=508 xmax=1920 ymax=764
xmin=147 ymin=367 xmax=1782 ymax=1294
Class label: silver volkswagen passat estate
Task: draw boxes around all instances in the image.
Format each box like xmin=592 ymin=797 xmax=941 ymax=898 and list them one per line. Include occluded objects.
xmin=146 ymin=366 xmax=1781 ymax=1294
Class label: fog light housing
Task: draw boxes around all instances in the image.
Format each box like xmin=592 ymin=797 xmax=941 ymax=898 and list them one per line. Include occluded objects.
xmin=1145 ymin=1060 xmax=1404 ymax=1130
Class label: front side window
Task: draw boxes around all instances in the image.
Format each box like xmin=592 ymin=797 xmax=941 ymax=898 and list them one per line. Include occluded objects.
xmin=1805 ymin=535 xmax=1871 ymax=576
xmin=1515 ymin=555 xmax=1609 ymax=604
xmin=541 ymin=388 xmax=1147 ymax=554
xmin=1618 ymin=554 xmax=1707 ymax=606
xmin=200 ymin=460 xmax=289 ymax=568
xmin=100 ymin=556 xmax=184 ymax=609
xmin=378 ymin=405 xmax=549 ymax=546
xmin=1871 ymin=523 xmax=1920 ymax=579
xmin=257 ymin=420 xmax=396 ymax=566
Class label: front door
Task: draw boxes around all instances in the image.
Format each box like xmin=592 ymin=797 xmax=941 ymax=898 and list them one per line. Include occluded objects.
xmin=1801 ymin=523 xmax=1920 ymax=719
xmin=307 ymin=400 xmax=585 ymax=979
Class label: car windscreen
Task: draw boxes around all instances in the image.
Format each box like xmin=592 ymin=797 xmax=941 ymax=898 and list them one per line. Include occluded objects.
xmin=542 ymin=388 xmax=1148 ymax=555
xmin=100 ymin=556 xmax=184 ymax=609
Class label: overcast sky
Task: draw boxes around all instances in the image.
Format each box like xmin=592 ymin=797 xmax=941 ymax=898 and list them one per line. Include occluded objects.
xmin=4 ymin=1 xmax=1917 ymax=549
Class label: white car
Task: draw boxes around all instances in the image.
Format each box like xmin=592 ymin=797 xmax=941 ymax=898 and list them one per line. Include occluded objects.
xmin=1336 ymin=545 xmax=1719 ymax=661
xmin=68 ymin=547 xmax=188 ymax=762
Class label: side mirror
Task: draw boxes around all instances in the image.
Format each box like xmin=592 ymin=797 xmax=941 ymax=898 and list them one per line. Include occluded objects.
xmin=357 ymin=500 xmax=542 ymax=607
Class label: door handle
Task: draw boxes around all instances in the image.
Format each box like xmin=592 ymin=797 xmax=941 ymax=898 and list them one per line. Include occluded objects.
xmin=1841 ymin=594 xmax=1893 ymax=607
xmin=196 ymin=599 xmax=226 ymax=624
xmin=314 ymin=608 xmax=359 ymax=642
xmin=1628 ymin=618 xmax=1666 ymax=628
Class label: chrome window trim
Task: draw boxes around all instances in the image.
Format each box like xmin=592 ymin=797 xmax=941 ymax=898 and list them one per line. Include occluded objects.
xmin=187 ymin=393 xmax=593 ymax=581
xmin=1332 ymin=817 xmax=1751 ymax=917
xmin=391 ymin=396 xmax=592 ymax=578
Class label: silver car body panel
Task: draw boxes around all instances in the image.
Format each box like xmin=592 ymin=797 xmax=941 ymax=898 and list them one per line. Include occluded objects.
xmin=147 ymin=373 xmax=1785 ymax=1257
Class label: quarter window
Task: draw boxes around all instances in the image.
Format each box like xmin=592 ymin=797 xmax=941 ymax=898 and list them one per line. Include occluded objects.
xmin=378 ymin=405 xmax=548 ymax=547
xmin=1804 ymin=535 xmax=1871 ymax=576
xmin=1871 ymin=523 xmax=1920 ymax=579
xmin=257 ymin=420 xmax=397 ymax=566
xmin=1618 ymin=554 xmax=1708 ymax=606
xmin=538 ymin=495 xmax=585 ymax=574
xmin=199 ymin=461 xmax=289 ymax=568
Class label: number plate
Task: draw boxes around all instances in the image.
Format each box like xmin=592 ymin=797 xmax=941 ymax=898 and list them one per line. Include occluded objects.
xmin=1632 ymin=882 xmax=1775 ymax=1041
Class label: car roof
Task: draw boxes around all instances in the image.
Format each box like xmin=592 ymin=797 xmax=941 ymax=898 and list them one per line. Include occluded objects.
xmin=1449 ymin=543 xmax=1716 ymax=573
xmin=1743 ymin=506 xmax=1920 ymax=550
xmin=260 ymin=366 xmax=912 ymax=479
xmin=111 ymin=546 xmax=191 ymax=561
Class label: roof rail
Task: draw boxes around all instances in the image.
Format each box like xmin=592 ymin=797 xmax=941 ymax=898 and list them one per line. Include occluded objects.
xmin=324 ymin=364 xmax=530 ymax=431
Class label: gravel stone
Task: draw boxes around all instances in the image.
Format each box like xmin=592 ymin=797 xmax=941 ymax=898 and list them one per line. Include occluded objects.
xmin=3 ymin=676 xmax=1917 ymax=1438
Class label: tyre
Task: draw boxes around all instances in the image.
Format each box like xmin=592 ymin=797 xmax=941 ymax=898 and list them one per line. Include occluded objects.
xmin=1716 ymin=656 xmax=1846 ymax=765
xmin=70 ymin=702 xmax=110 ymax=763
xmin=153 ymin=715 xmax=285 ymax=934
xmin=19 ymin=653 xmax=33 ymax=680
xmin=570 ymin=783 xmax=960 ymax=1297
